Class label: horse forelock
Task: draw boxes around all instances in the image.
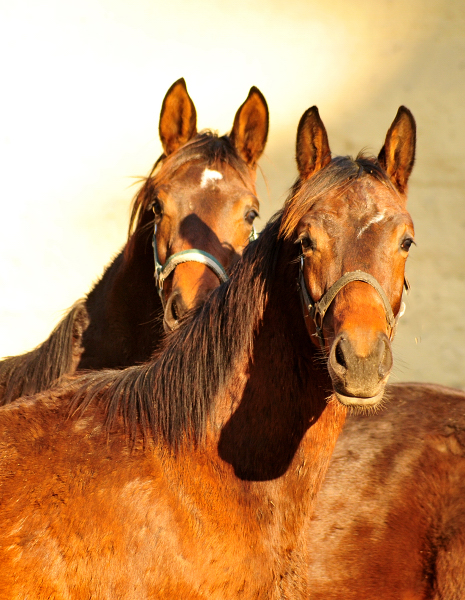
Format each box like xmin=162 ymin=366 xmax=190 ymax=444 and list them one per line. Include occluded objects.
xmin=279 ymin=154 xmax=394 ymax=241
xmin=69 ymin=215 xmax=286 ymax=449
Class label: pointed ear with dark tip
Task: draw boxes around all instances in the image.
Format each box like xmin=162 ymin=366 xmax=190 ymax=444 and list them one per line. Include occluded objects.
xmin=159 ymin=78 xmax=197 ymax=156
xmin=296 ymin=106 xmax=331 ymax=180
xmin=378 ymin=106 xmax=416 ymax=194
xmin=230 ymin=86 xmax=269 ymax=168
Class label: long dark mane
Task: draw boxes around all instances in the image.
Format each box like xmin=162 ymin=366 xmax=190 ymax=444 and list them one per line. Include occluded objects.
xmin=0 ymin=301 xmax=89 ymax=406
xmin=70 ymin=214 xmax=286 ymax=447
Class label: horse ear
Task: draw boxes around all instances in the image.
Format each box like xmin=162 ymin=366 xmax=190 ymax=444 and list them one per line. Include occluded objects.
xmin=296 ymin=106 xmax=331 ymax=180
xmin=230 ymin=87 xmax=269 ymax=168
xmin=159 ymin=78 xmax=197 ymax=156
xmin=378 ymin=106 xmax=416 ymax=194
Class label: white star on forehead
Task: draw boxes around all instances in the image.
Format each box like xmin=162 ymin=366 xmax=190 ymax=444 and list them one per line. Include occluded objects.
xmin=357 ymin=211 xmax=386 ymax=238
xmin=200 ymin=168 xmax=223 ymax=188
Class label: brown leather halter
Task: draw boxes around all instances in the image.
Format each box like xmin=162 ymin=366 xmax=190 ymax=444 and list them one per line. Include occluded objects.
xmin=298 ymin=256 xmax=408 ymax=347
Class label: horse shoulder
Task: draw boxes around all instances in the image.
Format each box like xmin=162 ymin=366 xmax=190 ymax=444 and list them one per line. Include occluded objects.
xmin=0 ymin=393 xmax=178 ymax=596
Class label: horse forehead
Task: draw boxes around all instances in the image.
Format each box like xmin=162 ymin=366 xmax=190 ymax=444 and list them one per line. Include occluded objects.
xmin=175 ymin=162 xmax=247 ymax=194
xmin=302 ymin=187 xmax=406 ymax=239
xmin=332 ymin=180 xmax=401 ymax=221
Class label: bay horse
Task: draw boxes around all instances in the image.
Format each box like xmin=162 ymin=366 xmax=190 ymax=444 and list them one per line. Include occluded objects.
xmin=0 ymin=78 xmax=268 ymax=404
xmin=0 ymin=106 xmax=415 ymax=598
xmin=306 ymin=382 xmax=465 ymax=599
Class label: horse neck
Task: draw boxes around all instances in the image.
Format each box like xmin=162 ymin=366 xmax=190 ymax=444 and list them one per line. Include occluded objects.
xmin=154 ymin=240 xmax=348 ymax=589
xmin=79 ymin=229 xmax=163 ymax=370
xmin=203 ymin=238 xmax=346 ymax=527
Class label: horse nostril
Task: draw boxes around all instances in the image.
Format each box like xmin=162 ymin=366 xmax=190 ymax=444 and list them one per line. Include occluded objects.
xmin=378 ymin=337 xmax=393 ymax=379
xmin=335 ymin=341 xmax=347 ymax=370
xmin=170 ymin=297 xmax=180 ymax=322
xmin=164 ymin=293 xmax=181 ymax=331
xmin=330 ymin=337 xmax=348 ymax=379
xmin=164 ymin=291 xmax=190 ymax=332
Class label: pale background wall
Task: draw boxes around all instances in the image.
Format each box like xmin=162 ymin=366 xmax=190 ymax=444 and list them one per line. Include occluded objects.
xmin=1 ymin=0 xmax=464 ymax=389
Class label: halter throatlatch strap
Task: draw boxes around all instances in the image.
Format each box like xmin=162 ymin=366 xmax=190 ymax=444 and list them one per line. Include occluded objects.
xmin=152 ymin=225 xmax=229 ymax=309
xmin=299 ymin=264 xmax=406 ymax=347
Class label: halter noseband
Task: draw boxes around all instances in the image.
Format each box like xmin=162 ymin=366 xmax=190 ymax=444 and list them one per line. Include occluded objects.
xmin=152 ymin=222 xmax=258 ymax=308
xmin=152 ymin=224 xmax=228 ymax=308
xmin=298 ymin=257 xmax=407 ymax=347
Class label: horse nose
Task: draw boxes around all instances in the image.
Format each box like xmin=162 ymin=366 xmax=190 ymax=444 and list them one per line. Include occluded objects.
xmin=328 ymin=331 xmax=393 ymax=404
xmin=163 ymin=291 xmax=189 ymax=332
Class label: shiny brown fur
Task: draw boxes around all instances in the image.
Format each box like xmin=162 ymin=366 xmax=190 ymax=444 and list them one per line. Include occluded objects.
xmin=0 ymin=107 xmax=415 ymax=598
xmin=306 ymin=382 xmax=465 ymax=600
xmin=0 ymin=79 xmax=268 ymax=404
xmin=0 ymin=215 xmax=344 ymax=599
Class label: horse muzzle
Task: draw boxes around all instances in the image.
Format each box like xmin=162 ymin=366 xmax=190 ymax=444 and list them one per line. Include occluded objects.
xmin=328 ymin=331 xmax=392 ymax=407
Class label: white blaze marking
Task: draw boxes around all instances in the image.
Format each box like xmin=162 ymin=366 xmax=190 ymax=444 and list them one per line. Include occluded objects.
xmin=200 ymin=168 xmax=223 ymax=188
xmin=357 ymin=211 xmax=385 ymax=238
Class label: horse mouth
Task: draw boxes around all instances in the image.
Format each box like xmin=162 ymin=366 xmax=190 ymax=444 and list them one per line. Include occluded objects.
xmin=334 ymin=389 xmax=385 ymax=407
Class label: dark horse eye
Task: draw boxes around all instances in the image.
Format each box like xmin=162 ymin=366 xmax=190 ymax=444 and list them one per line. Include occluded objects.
xmin=401 ymin=237 xmax=414 ymax=252
xmin=298 ymin=234 xmax=313 ymax=251
xmin=151 ymin=198 xmax=163 ymax=221
xmin=245 ymin=210 xmax=259 ymax=225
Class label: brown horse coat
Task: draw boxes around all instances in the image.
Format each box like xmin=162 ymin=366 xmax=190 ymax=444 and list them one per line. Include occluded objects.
xmin=306 ymin=382 xmax=465 ymax=599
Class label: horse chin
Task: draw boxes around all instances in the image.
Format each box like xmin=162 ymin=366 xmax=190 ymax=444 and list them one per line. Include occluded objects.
xmin=334 ymin=389 xmax=385 ymax=409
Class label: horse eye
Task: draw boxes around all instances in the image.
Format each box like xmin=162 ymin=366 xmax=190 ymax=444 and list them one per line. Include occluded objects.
xmin=245 ymin=210 xmax=259 ymax=225
xmin=299 ymin=234 xmax=313 ymax=251
xmin=152 ymin=198 xmax=163 ymax=220
xmin=401 ymin=237 xmax=414 ymax=252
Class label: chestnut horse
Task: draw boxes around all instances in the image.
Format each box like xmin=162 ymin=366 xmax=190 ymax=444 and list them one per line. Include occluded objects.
xmin=0 ymin=78 xmax=268 ymax=404
xmin=306 ymin=383 xmax=465 ymax=599
xmin=0 ymin=106 xmax=415 ymax=598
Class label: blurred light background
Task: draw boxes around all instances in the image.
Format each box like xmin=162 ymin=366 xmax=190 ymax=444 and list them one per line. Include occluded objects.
xmin=1 ymin=0 xmax=464 ymax=388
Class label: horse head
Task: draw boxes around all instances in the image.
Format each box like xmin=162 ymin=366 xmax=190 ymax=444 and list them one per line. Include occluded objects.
xmin=137 ymin=78 xmax=269 ymax=331
xmin=282 ymin=106 xmax=416 ymax=407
